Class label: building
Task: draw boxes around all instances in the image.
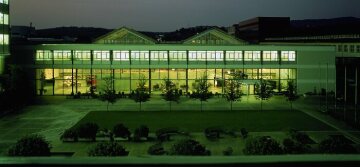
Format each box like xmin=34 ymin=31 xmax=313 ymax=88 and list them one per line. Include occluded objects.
xmin=0 ymin=0 xmax=9 ymax=75
xmin=13 ymin=27 xmax=336 ymax=96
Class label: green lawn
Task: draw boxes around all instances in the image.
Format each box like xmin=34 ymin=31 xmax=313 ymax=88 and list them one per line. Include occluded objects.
xmin=73 ymin=110 xmax=334 ymax=132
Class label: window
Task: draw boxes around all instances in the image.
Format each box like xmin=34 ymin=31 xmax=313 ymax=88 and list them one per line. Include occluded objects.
xmin=281 ymin=51 xmax=296 ymax=62
xmin=0 ymin=34 xmax=9 ymax=45
xmin=338 ymin=45 xmax=343 ymax=52
xmin=0 ymin=0 xmax=9 ymax=4
xmin=131 ymin=51 xmax=149 ymax=61
xmin=113 ymin=51 xmax=129 ymax=61
xmin=207 ymin=51 xmax=223 ymax=61
xmin=74 ymin=51 xmax=91 ymax=60
xmin=36 ymin=50 xmax=52 ymax=61
xmin=189 ymin=51 xmax=206 ymax=61
xmin=169 ymin=51 xmax=187 ymax=61
xmin=350 ymin=45 xmax=355 ymax=53
xmin=94 ymin=51 xmax=110 ymax=61
xmin=344 ymin=45 xmax=348 ymax=52
xmin=357 ymin=45 xmax=360 ymax=53
xmin=0 ymin=13 xmax=9 ymax=25
xmin=151 ymin=51 xmax=168 ymax=61
xmin=244 ymin=51 xmax=261 ymax=61
xmin=54 ymin=50 xmax=71 ymax=61
xmin=226 ymin=51 xmax=242 ymax=61
xmin=263 ymin=51 xmax=278 ymax=62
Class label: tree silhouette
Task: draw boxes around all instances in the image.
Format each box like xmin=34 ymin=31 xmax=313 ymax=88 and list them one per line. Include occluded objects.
xmin=162 ymin=78 xmax=181 ymax=111
xmin=99 ymin=77 xmax=117 ymax=111
xmin=193 ymin=74 xmax=212 ymax=112
xmin=285 ymin=80 xmax=299 ymax=111
xmin=225 ymin=78 xmax=243 ymax=111
xmin=131 ymin=74 xmax=150 ymax=111
xmin=255 ymin=79 xmax=273 ymax=111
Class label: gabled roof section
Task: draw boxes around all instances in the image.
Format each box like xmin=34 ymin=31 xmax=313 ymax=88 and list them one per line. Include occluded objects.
xmin=93 ymin=27 xmax=157 ymax=44
xmin=183 ymin=27 xmax=247 ymax=45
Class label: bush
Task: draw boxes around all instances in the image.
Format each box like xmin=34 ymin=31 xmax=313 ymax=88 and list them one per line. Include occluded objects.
xmin=148 ymin=143 xmax=166 ymax=155
xmin=88 ymin=142 xmax=129 ymax=156
xmin=77 ymin=123 xmax=99 ymax=141
xmin=113 ymin=124 xmax=131 ymax=139
xmin=156 ymin=128 xmax=179 ymax=142
xmin=288 ymin=129 xmax=313 ymax=144
xmin=169 ymin=139 xmax=210 ymax=156
xmin=241 ymin=128 xmax=249 ymax=139
xmin=223 ymin=147 xmax=233 ymax=156
xmin=282 ymin=138 xmax=310 ymax=154
xmin=204 ymin=127 xmax=223 ymax=140
xmin=243 ymin=136 xmax=283 ymax=155
xmin=319 ymin=137 xmax=357 ymax=154
xmin=8 ymin=135 xmax=51 ymax=157
xmin=60 ymin=128 xmax=78 ymax=141
xmin=134 ymin=125 xmax=149 ymax=142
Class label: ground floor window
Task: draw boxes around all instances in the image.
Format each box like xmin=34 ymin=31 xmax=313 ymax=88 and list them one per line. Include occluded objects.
xmin=35 ymin=68 xmax=297 ymax=95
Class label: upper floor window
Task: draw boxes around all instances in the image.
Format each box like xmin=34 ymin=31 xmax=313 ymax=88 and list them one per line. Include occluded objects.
xmin=36 ymin=50 xmax=52 ymax=61
xmin=150 ymin=51 xmax=168 ymax=61
xmin=93 ymin=51 xmax=110 ymax=61
xmin=281 ymin=51 xmax=296 ymax=62
xmin=0 ymin=13 xmax=9 ymax=25
xmin=350 ymin=45 xmax=355 ymax=53
xmin=226 ymin=51 xmax=242 ymax=61
xmin=0 ymin=34 xmax=9 ymax=45
xmin=131 ymin=51 xmax=149 ymax=61
xmin=54 ymin=50 xmax=72 ymax=61
xmin=344 ymin=45 xmax=348 ymax=52
xmin=0 ymin=0 xmax=9 ymax=5
xmin=189 ymin=51 xmax=206 ymax=61
xmin=244 ymin=51 xmax=261 ymax=61
xmin=169 ymin=51 xmax=187 ymax=61
xmin=207 ymin=51 xmax=224 ymax=61
xmin=263 ymin=51 xmax=278 ymax=62
xmin=113 ymin=51 xmax=130 ymax=61
xmin=74 ymin=51 xmax=91 ymax=61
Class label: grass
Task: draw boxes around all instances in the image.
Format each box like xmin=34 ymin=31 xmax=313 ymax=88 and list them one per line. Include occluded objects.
xmin=73 ymin=110 xmax=334 ymax=133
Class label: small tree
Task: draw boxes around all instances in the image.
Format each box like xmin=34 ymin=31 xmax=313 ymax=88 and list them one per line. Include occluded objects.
xmin=162 ymin=78 xmax=181 ymax=111
xmin=99 ymin=77 xmax=117 ymax=112
xmin=88 ymin=142 xmax=129 ymax=156
xmin=224 ymin=78 xmax=243 ymax=111
xmin=113 ymin=124 xmax=131 ymax=139
xmin=193 ymin=74 xmax=212 ymax=112
xmin=77 ymin=123 xmax=99 ymax=141
xmin=133 ymin=125 xmax=150 ymax=142
xmin=8 ymin=135 xmax=51 ymax=157
xmin=243 ymin=136 xmax=283 ymax=155
xmin=285 ymin=80 xmax=299 ymax=111
xmin=169 ymin=139 xmax=210 ymax=156
xmin=255 ymin=79 xmax=273 ymax=111
xmin=131 ymin=74 xmax=150 ymax=111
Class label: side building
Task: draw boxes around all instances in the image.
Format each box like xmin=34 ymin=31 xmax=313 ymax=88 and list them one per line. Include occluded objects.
xmin=0 ymin=0 xmax=9 ymax=75
xmin=14 ymin=27 xmax=336 ymax=96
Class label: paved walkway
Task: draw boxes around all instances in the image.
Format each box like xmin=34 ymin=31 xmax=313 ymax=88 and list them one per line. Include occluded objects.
xmin=0 ymin=95 xmax=359 ymax=155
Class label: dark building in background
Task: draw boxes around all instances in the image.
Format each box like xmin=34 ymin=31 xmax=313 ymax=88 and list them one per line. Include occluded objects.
xmin=228 ymin=17 xmax=291 ymax=43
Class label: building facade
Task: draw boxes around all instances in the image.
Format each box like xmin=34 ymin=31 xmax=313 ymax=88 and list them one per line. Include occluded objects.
xmin=0 ymin=0 xmax=9 ymax=75
xmin=15 ymin=28 xmax=336 ymax=96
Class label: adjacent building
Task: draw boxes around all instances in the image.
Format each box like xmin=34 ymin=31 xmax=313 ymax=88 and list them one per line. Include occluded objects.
xmin=0 ymin=0 xmax=9 ymax=75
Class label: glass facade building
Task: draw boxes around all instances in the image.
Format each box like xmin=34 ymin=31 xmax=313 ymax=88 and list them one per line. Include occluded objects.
xmin=16 ymin=27 xmax=336 ymax=96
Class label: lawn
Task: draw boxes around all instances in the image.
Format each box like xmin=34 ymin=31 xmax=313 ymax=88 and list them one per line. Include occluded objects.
xmin=73 ymin=110 xmax=334 ymax=132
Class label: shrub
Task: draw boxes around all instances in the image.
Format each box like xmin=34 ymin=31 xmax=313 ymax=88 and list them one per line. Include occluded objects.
xmin=134 ymin=125 xmax=149 ymax=142
xmin=148 ymin=143 xmax=166 ymax=155
xmin=60 ymin=128 xmax=78 ymax=141
xmin=88 ymin=142 xmax=129 ymax=156
xmin=156 ymin=128 xmax=179 ymax=142
xmin=77 ymin=123 xmax=99 ymax=141
xmin=8 ymin=135 xmax=51 ymax=156
xmin=204 ymin=127 xmax=223 ymax=140
xmin=169 ymin=139 xmax=210 ymax=156
xmin=243 ymin=136 xmax=283 ymax=155
xmin=223 ymin=147 xmax=233 ymax=156
xmin=288 ymin=129 xmax=313 ymax=144
xmin=241 ymin=128 xmax=249 ymax=139
xmin=319 ymin=137 xmax=357 ymax=154
xmin=282 ymin=138 xmax=310 ymax=154
xmin=113 ymin=124 xmax=131 ymax=139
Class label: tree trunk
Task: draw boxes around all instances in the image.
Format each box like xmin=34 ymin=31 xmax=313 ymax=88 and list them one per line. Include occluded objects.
xmin=169 ymin=101 xmax=172 ymax=112
xmin=231 ymin=101 xmax=233 ymax=111
xmin=201 ymin=100 xmax=203 ymax=112
xmin=140 ymin=102 xmax=142 ymax=112
xmin=107 ymin=102 xmax=109 ymax=112
xmin=290 ymin=101 xmax=293 ymax=112
xmin=261 ymin=99 xmax=263 ymax=112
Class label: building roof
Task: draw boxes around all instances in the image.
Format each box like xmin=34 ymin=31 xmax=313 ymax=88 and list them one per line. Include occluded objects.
xmin=93 ymin=27 xmax=157 ymax=44
xmin=182 ymin=27 xmax=247 ymax=45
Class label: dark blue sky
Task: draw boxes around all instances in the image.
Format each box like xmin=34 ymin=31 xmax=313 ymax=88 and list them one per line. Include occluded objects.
xmin=11 ymin=0 xmax=360 ymax=32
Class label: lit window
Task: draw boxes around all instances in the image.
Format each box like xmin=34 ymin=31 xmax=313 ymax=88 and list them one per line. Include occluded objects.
xmin=226 ymin=51 xmax=242 ymax=61
xmin=54 ymin=50 xmax=72 ymax=61
xmin=281 ymin=51 xmax=296 ymax=62
xmin=36 ymin=50 xmax=53 ymax=61
xmin=74 ymin=51 xmax=91 ymax=60
xmin=151 ymin=51 xmax=168 ymax=61
xmin=169 ymin=51 xmax=187 ymax=61
xmin=131 ymin=51 xmax=149 ymax=61
xmin=189 ymin=51 xmax=206 ymax=61
xmin=0 ymin=0 xmax=9 ymax=5
xmin=0 ymin=34 xmax=9 ymax=45
xmin=113 ymin=51 xmax=129 ymax=61
xmin=94 ymin=51 xmax=110 ymax=61
xmin=0 ymin=13 xmax=8 ymax=25
xmin=244 ymin=51 xmax=261 ymax=61
xmin=263 ymin=51 xmax=278 ymax=61
xmin=207 ymin=51 xmax=223 ymax=61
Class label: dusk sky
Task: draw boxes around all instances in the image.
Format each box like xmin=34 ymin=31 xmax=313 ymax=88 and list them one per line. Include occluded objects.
xmin=11 ymin=0 xmax=360 ymax=32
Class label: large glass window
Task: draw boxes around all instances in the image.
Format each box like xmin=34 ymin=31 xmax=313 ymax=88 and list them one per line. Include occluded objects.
xmin=207 ymin=51 xmax=224 ymax=62
xmin=0 ymin=13 xmax=9 ymax=25
xmin=263 ymin=51 xmax=278 ymax=62
xmin=189 ymin=51 xmax=206 ymax=61
xmin=94 ymin=51 xmax=110 ymax=61
xmin=169 ymin=51 xmax=187 ymax=62
xmin=131 ymin=51 xmax=149 ymax=62
xmin=150 ymin=51 xmax=168 ymax=61
xmin=74 ymin=51 xmax=91 ymax=61
xmin=36 ymin=50 xmax=52 ymax=61
xmin=244 ymin=51 xmax=261 ymax=61
xmin=0 ymin=0 xmax=9 ymax=5
xmin=226 ymin=51 xmax=242 ymax=61
xmin=113 ymin=51 xmax=130 ymax=61
xmin=281 ymin=51 xmax=296 ymax=62
xmin=54 ymin=50 xmax=71 ymax=61
xmin=0 ymin=34 xmax=9 ymax=45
